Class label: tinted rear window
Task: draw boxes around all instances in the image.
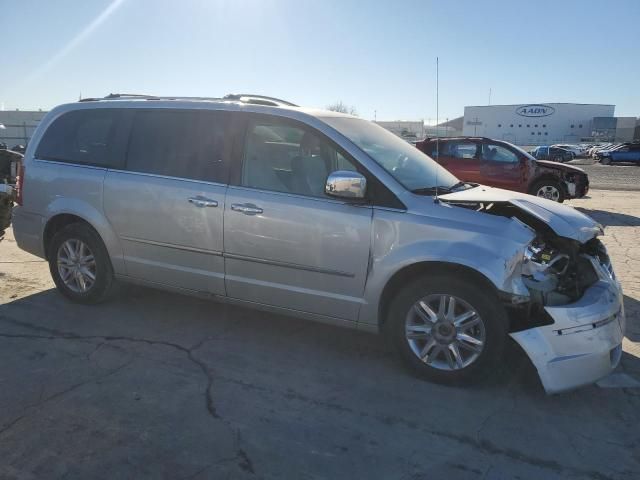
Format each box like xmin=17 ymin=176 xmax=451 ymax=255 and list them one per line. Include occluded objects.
xmin=126 ymin=109 xmax=229 ymax=183
xmin=36 ymin=109 xmax=120 ymax=167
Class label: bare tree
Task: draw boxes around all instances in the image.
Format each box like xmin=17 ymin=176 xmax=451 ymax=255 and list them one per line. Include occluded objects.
xmin=326 ymin=101 xmax=357 ymax=116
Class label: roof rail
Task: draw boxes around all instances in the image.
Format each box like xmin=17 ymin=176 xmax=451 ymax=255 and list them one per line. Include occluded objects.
xmin=223 ymin=94 xmax=298 ymax=107
xmin=79 ymin=93 xmax=161 ymax=102
xmin=77 ymin=93 xmax=298 ymax=107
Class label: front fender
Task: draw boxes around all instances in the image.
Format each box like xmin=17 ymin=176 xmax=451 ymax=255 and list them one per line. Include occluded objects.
xmin=359 ymin=208 xmax=534 ymax=328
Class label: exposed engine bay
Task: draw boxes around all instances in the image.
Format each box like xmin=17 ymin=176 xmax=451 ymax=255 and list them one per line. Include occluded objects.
xmin=435 ymin=186 xmax=624 ymax=394
xmin=442 ymin=198 xmax=609 ymax=309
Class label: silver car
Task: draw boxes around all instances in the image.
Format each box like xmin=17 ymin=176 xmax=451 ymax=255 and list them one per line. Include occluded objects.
xmin=12 ymin=94 xmax=625 ymax=394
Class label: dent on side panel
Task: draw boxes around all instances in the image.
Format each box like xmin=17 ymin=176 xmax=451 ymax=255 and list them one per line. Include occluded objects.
xmin=359 ymin=205 xmax=535 ymax=326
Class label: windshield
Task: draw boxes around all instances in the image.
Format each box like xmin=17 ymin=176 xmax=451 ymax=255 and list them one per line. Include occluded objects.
xmin=511 ymin=143 xmax=538 ymax=161
xmin=321 ymin=116 xmax=459 ymax=192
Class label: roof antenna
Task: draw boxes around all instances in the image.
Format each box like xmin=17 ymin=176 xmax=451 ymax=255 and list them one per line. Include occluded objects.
xmin=434 ymin=56 xmax=440 ymax=204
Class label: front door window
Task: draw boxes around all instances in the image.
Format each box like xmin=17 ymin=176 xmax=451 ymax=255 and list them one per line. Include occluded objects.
xmin=242 ymin=120 xmax=358 ymax=198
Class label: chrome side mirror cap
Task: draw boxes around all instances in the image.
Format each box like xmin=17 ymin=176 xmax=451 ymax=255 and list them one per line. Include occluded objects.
xmin=325 ymin=170 xmax=367 ymax=200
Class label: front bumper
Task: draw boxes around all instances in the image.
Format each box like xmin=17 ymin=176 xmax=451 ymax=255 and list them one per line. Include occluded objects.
xmin=510 ymin=278 xmax=625 ymax=394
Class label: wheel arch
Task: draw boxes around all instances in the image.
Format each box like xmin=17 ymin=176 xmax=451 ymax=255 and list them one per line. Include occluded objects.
xmin=41 ymin=200 xmax=125 ymax=274
xmin=528 ymin=173 xmax=567 ymax=196
xmin=377 ymin=261 xmax=500 ymax=329
xmin=43 ymin=213 xmax=95 ymax=259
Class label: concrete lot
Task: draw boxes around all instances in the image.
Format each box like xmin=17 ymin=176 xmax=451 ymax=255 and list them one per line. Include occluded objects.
xmin=0 ymin=190 xmax=639 ymax=480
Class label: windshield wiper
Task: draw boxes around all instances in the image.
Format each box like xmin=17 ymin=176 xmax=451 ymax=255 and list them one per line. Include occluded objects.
xmin=411 ymin=182 xmax=476 ymax=195
xmin=411 ymin=185 xmax=454 ymax=195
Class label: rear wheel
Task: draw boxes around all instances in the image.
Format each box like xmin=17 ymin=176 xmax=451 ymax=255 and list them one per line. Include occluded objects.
xmin=530 ymin=178 xmax=565 ymax=202
xmin=48 ymin=223 xmax=115 ymax=304
xmin=386 ymin=275 xmax=508 ymax=385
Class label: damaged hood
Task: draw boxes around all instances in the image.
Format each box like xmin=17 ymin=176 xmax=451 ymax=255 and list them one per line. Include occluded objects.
xmin=535 ymin=160 xmax=586 ymax=174
xmin=439 ymin=186 xmax=602 ymax=243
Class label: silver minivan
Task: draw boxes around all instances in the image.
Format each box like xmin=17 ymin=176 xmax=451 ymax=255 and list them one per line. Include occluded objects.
xmin=13 ymin=94 xmax=625 ymax=393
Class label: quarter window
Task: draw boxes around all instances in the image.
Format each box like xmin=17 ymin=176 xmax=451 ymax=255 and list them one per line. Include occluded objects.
xmin=441 ymin=141 xmax=478 ymax=160
xmin=36 ymin=109 xmax=120 ymax=167
xmin=241 ymin=119 xmax=358 ymax=198
xmin=126 ymin=110 xmax=229 ymax=183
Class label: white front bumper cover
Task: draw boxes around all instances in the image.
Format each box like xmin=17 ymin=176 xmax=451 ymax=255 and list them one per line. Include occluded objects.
xmin=510 ymin=273 xmax=625 ymax=394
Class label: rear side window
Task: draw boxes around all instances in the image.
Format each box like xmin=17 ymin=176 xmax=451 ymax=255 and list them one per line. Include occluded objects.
xmin=439 ymin=141 xmax=477 ymax=160
xmin=126 ymin=110 xmax=229 ymax=183
xmin=36 ymin=109 xmax=119 ymax=167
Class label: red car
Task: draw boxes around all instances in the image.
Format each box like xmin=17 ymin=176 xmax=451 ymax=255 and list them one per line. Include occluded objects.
xmin=415 ymin=137 xmax=589 ymax=202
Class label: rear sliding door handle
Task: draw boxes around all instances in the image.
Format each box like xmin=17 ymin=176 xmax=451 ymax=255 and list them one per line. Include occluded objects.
xmin=188 ymin=196 xmax=218 ymax=208
xmin=231 ymin=203 xmax=263 ymax=215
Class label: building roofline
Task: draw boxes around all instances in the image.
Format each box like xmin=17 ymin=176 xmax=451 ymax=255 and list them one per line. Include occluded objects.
xmin=464 ymin=103 xmax=615 ymax=108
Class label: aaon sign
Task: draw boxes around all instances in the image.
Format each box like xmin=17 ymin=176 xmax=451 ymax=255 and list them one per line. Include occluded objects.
xmin=515 ymin=104 xmax=555 ymax=117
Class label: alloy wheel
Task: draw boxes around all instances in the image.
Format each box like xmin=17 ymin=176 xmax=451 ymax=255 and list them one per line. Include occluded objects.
xmin=57 ymin=239 xmax=97 ymax=293
xmin=405 ymin=294 xmax=486 ymax=371
xmin=536 ymin=185 xmax=560 ymax=201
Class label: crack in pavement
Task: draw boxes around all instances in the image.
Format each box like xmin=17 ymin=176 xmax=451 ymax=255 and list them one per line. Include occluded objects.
xmin=0 ymin=358 xmax=133 ymax=438
xmin=4 ymin=314 xmax=633 ymax=479
xmin=0 ymin=317 xmax=220 ymax=420
xmin=0 ymin=313 xmax=259 ymax=474
xmin=216 ymin=375 xmax=635 ymax=480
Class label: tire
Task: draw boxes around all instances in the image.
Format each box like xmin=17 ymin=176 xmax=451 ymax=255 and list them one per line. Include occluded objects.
xmin=530 ymin=178 xmax=565 ymax=203
xmin=48 ymin=223 xmax=115 ymax=304
xmin=600 ymin=157 xmax=611 ymax=165
xmin=386 ymin=274 xmax=508 ymax=386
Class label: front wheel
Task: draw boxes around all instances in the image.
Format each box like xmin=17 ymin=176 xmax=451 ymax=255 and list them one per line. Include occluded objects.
xmin=48 ymin=223 xmax=115 ymax=304
xmin=530 ymin=178 xmax=565 ymax=202
xmin=386 ymin=275 xmax=508 ymax=385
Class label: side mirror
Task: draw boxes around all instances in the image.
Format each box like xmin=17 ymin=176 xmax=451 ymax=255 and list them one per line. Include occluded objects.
xmin=325 ymin=170 xmax=367 ymax=200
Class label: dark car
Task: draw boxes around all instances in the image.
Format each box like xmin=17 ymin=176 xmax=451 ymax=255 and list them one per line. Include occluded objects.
xmin=530 ymin=146 xmax=574 ymax=163
xmin=415 ymin=137 xmax=589 ymax=202
xmin=0 ymin=149 xmax=22 ymax=238
xmin=597 ymin=143 xmax=640 ymax=164
xmin=11 ymin=144 xmax=26 ymax=154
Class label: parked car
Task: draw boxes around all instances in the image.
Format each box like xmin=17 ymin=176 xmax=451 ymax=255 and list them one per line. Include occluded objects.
xmin=597 ymin=143 xmax=640 ymax=164
xmin=12 ymin=94 xmax=624 ymax=394
xmin=551 ymin=144 xmax=583 ymax=158
xmin=590 ymin=143 xmax=616 ymax=158
xmin=416 ymin=137 xmax=588 ymax=202
xmin=530 ymin=146 xmax=574 ymax=163
xmin=11 ymin=144 xmax=26 ymax=154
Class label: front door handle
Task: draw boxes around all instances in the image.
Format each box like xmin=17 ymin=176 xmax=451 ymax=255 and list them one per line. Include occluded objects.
xmin=188 ymin=196 xmax=218 ymax=208
xmin=231 ymin=203 xmax=263 ymax=215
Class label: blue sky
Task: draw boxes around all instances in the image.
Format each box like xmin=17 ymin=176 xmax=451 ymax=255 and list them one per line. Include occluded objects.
xmin=2 ymin=0 xmax=639 ymax=121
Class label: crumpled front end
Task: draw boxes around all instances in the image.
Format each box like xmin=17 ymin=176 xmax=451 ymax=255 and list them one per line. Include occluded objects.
xmin=511 ymin=276 xmax=625 ymax=394
xmin=439 ymin=186 xmax=625 ymax=393
xmin=509 ymin=237 xmax=625 ymax=393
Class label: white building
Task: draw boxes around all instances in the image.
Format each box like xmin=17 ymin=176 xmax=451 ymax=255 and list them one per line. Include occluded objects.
xmin=463 ymin=103 xmax=615 ymax=146
xmin=0 ymin=110 xmax=48 ymax=148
